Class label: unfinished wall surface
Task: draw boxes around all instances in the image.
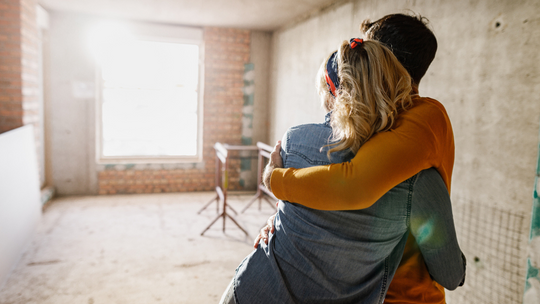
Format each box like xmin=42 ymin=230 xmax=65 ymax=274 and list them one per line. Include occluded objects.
xmin=269 ymin=0 xmax=540 ymax=303
xmin=249 ymin=30 xmax=271 ymax=147
xmin=235 ymin=30 xmax=272 ymax=189
xmin=0 ymin=0 xmax=40 ymax=132
xmin=268 ymin=2 xmax=358 ymax=143
xmin=46 ymin=11 xmax=271 ymax=195
xmin=0 ymin=0 xmax=43 ymax=184
xmin=47 ymin=12 xmax=97 ymax=195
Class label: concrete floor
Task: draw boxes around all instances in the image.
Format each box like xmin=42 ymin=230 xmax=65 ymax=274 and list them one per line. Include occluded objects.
xmin=0 ymin=192 xmax=276 ymax=304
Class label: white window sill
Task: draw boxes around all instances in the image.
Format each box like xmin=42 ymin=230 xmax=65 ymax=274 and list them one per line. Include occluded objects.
xmin=96 ymin=157 xmax=204 ymax=171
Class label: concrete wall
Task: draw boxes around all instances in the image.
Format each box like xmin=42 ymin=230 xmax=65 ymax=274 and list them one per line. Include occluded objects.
xmin=0 ymin=125 xmax=42 ymax=288
xmin=268 ymin=0 xmax=540 ymax=303
xmin=47 ymin=12 xmax=96 ymax=195
xmin=269 ymin=1 xmax=358 ymax=143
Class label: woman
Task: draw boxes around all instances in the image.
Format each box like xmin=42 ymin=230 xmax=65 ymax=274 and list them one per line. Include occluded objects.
xmin=219 ymin=39 xmax=464 ymax=304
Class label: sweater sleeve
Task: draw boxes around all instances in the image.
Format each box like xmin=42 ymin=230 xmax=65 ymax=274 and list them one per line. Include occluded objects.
xmin=270 ymin=99 xmax=451 ymax=211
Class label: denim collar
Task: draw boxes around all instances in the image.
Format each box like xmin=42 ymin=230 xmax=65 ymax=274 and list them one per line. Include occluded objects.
xmin=325 ymin=112 xmax=332 ymax=126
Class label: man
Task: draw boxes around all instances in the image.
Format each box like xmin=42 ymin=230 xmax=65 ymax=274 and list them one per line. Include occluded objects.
xmin=263 ymin=14 xmax=464 ymax=303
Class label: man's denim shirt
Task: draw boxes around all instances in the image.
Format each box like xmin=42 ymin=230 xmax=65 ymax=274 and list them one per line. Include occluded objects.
xmin=233 ymin=113 xmax=465 ymax=304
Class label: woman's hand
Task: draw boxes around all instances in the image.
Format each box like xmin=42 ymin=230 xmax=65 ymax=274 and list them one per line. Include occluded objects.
xmin=263 ymin=141 xmax=283 ymax=192
xmin=253 ymin=213 xmax=277 ymax=248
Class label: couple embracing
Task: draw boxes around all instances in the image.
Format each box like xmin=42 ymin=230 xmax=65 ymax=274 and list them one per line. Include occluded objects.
xmin=221 ymin=13 xmax=466 ymax=304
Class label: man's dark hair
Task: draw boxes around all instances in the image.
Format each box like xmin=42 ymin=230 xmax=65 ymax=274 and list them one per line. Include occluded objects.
xmin=361 ymin=13 xmax=437 ymax=85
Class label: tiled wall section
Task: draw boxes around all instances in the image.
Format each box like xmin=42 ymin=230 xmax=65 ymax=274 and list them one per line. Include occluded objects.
xmin=97 ymin=27 xmax=251 ymax=194
xmin=445 ymin=199 xmax=528 ymax=304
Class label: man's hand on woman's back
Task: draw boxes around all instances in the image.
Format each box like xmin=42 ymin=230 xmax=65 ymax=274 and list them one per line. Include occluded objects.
xmin=253 ymin=213 xmax=277 ymax=248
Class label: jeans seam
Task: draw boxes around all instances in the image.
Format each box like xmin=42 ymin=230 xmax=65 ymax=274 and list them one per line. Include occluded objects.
xmin=282 ymin=131 xmax=290 ymax=168
xmin=379 ymin=257 xmax=389 ymax=304
xmin=233 ymin=283 xmax=239 ymax=304
xmin=406 ymin=174 xmax=417 ymax=228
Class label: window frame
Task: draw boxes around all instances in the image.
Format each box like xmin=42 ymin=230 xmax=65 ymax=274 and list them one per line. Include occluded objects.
xmin=95 ymin=22 xmax=205 ymax=164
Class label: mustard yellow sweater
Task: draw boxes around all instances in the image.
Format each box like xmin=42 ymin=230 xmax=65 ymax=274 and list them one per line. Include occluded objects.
xmin=270 ymin=95 xmax=455 ymax=304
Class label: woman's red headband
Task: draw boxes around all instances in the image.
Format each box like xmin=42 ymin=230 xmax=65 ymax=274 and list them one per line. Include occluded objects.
xmin=349 ymin=38 xmax=363 ymax=49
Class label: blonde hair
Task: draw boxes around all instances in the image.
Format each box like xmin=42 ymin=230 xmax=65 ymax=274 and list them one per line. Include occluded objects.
xmin=326 ymin=39 xmax=414 ymax=156
xmin=316 ymin=52 xmax=334 ymax=112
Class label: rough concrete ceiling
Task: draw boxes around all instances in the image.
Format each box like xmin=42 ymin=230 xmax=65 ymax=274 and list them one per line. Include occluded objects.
xmin=38 ymin=0 xmax=341 ymax=31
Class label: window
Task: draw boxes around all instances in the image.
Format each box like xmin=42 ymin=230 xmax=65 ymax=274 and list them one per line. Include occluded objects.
xmin=92 ymin=22 xmax=204 ymax=163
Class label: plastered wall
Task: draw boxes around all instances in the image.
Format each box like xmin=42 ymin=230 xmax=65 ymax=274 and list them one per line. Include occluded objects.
xmin=0 ymin=126 xmax=41 ymax=288
xmin=268 ymin=0 xmax=540 ymax=303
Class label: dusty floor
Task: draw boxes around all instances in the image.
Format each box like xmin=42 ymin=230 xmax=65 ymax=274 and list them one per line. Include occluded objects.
xmin=0 ymin=192 xmax=276 ymax=304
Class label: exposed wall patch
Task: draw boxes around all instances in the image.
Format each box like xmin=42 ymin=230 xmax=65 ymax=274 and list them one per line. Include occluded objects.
xmin=524 ymin=120 xmax=540 ymax=303
xmin=239 ymin=63 xmax=257 ymax=189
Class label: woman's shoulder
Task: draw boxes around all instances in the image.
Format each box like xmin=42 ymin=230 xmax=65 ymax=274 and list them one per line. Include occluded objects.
xmin=399 ymin=95 xmax=451 ymax=129
xmin=410 ymin=95 xmax=449 ymax=116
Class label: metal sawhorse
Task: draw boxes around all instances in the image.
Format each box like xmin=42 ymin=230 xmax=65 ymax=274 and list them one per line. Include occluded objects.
xmin=198 ymin=142 xmax=258 ymax=236
xmin=241 ymin=142 xmax=278 ymax=213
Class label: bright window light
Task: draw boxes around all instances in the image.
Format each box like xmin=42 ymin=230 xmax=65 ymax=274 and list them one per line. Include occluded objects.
xmin=94 ymin=31 xmax=200 ymax=158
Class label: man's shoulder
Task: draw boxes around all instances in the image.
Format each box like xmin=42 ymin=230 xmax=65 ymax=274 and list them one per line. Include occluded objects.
xmin=397 ymin=95 xmax=452 ymax=132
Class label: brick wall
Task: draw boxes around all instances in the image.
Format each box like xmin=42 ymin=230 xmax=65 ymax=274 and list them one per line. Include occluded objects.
xmin=0 ymin=0 xmax=41 ymax=179
xmin=97 ymin=27 xmax=251 ymax=194
xmin=20 ymin=0 xmax=39 ymax=128
xmin=0 ymin=0 xmax=24 ymax=133
xmin=0 ymin=0 xmax=39 ymax=131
